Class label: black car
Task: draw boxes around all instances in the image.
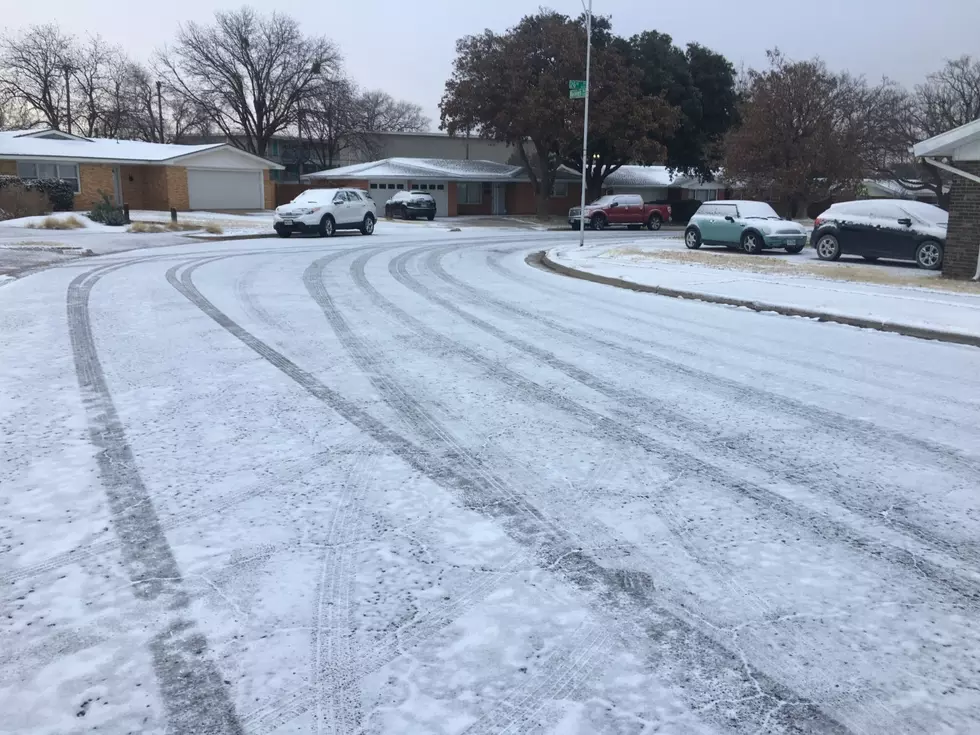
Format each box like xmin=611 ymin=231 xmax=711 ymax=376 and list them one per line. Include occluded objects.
xmin=385 ymin=191 xmax=437 ymax=220
xmin=811 ymin=199 xmax=948 ymax=270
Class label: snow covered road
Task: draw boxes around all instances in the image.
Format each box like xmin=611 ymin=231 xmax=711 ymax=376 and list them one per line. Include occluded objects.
xmin=2 ymin=232 xmax=979 ymax=734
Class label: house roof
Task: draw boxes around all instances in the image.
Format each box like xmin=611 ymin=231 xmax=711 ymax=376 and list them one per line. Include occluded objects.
xmin=305 ymin=157 xmax=523 ymax=182
xmin=0 ymin=130 xmax=282 ymax=168
xmin=912 ymin=118 xmax=980 ymax=158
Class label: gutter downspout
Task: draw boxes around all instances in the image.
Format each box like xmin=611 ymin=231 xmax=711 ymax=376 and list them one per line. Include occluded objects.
xmin=922 ymin=157 xmax=980 ymax=280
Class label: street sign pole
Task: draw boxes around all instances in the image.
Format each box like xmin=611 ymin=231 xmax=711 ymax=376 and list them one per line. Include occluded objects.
xmin=578 ymin=0 xmax=592 ymax=247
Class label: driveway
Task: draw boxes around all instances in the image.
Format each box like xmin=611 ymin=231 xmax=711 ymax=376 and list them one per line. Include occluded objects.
xmin=2 ymin=230 xmax=978 ymax=733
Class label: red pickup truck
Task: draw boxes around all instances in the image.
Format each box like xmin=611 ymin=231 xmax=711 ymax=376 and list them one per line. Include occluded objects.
xmin=569 ymin=194 xmax=671 ymax=231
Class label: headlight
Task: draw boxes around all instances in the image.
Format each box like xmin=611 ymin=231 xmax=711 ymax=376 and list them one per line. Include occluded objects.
xmin=295 ymin=207 xmax=316 ymax=215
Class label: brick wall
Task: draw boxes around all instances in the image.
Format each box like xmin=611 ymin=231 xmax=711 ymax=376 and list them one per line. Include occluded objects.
xmin=447 ymin=180 xmax=458 ymax=216
xmin=76 ymin=163 xmax=115 ymax=210
xmin=505 ymin=181 xmax=582 ymax=216
xmin=165 ymin=167 xmax=189 ymax=210
xmin=943 ymin=160 xmax=980 ymax=279
xmin=457 ymin=182 xmax=492 ymax=216
xmin=0 ymin=160 xmax=15 ymax=175
xmin=119 ymin=165 xmax=172 ymax=210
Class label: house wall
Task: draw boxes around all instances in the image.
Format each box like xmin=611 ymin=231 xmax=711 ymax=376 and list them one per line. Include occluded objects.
xmin=456 ymin=183 xmax=493 ymax=216
xmin=263 ymin=170 xmax=275 ymax=210
xmin=447 ymin=180 xmax=458 ymax=217
xmin=0 ymin=160 xmax=15 ymax=175
xmin=943 ymin=160 xmax=980 ymax=279
xmin=505 ymin=181 xmax=582 ymax=216
xmin=75 ymin=164 xmax=116 ymax=209
xmin=166 ymin=167 xmax=189 ymax=211
xmin=119 ymin=165 xmax=172 ymax=210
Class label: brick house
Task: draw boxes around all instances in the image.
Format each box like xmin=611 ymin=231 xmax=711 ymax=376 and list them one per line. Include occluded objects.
xmin=913 ymin=119 xmax=980 ymax=279
xmin=0 ymin=128 xmax=282 ymax=212
xmin=301 ymin=158 xmax=726 ymax=217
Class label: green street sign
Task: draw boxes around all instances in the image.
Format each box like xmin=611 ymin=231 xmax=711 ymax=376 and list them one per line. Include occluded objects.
xmin=569 ymin=80 xmax=587 ymax=99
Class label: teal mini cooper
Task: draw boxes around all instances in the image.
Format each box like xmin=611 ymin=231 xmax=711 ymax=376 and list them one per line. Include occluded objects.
xmin=684 ymin=200 xmax=808 ymax=254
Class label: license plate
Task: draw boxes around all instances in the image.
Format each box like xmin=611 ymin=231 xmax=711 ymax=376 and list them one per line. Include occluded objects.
xmin=282 ymin=219 xmax=293 ymax=226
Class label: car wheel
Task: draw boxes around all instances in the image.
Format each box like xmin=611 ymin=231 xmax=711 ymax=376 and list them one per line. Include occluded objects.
xmin=319 ymin=215 xmax=335 ymax=238
xmin=400 ymin=206 xmax=409 ymax=219
xmin=784 ymin=244 xmax=805 ymax=254
xmin=360 ymin=213 xmax=376 ymax=236
xmin=915 ymin=240 xmax=943 ymax=270
xmin=647 ymin=213 xmax=662 ymax=231
xmin=384 ymin=205 xmax=392 ymax=219
xmin=815 ymin=233 xmax=841 ymax=260
xmin=409 ymin=214 xmax=416 ymax=220
xmin=741 ymin=231 xmax=763 ymax=254
xmin=684 ymin=227 xmax=702 ymax=249
xmin=591 ymin=214 xmax=607 ymax=231
xmin=427 ymin=214 xmax=435 ymax=221
xmin=276 ymin=229 xmax=291 ymax=238
xmin=862 ymin=255 xmax=879 ymax=262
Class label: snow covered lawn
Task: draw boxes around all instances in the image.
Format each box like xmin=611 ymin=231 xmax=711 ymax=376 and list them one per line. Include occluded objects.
xmin=550 ymin=241 xmax=980 ymax=340
xmin=0 ymin=211 xmax=120 ymax=231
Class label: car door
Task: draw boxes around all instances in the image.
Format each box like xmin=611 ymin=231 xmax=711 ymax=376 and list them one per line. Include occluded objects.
xmin=620 ymin=195 xmax=642 ymax=224
xmin=695 ymin=204 xmax=718 ymax=241
xmin=878 ymin=203 xmax=921 ymax=259
xmin=832 ymin=204 xmax=877 ymax=256
xmin=336 ymin=190 xmax=357 ymax=224
xmin=713 ymin=203 xmax=743 ymax=244
xmin=347 ymin=190 xmax=369 ymax=221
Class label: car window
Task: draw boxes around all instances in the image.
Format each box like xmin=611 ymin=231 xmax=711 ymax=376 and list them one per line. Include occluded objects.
xmin=292 ymin=189 xmax=337 ymax=204
xmin=346 ymin=190 xmax=363 ymax=201
xmin=697 ymin=204 xmax=717 ymax=216
xmin=715 ymin=204 xmax=738 ymax=217
xmin=587 ymin=196 xmax=615 ymax=207
xmin=898 ymin=201 xmax=948 ymax=226
xmin=735 ymin=201 xmax=779 ymax=219
xmin=618 ymin=195 xmax=643 ymax=206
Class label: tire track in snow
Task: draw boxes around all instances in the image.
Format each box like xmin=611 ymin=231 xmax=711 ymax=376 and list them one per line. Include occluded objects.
xmin=295 ymin=251 xmax=850 ymax=734
xmin=373 ymin=245 xmax=980 ymax=602
xmin=165 ymin=252 xmax=849 ymax=733
xmin=413 ymin=245 xmax=980 ymax=576
xmin=490 ymin=248 xmax=980 ymax=397
xmin=66 ymin=261 xmax=243 ymax=735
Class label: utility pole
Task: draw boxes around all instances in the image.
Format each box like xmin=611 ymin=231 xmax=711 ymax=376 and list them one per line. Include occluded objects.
xmin=578 ymin=0 xmax=593 ymax=247
xmin=61 ymin=63 xmax=74 ymax=134
xmin=156 ymin=81 xmax=164 ymax=142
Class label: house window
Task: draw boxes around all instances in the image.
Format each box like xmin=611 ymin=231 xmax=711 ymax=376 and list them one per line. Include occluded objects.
xmin=551 ymin=181 xmax=568 ymax=198
xmin=694 ymin=189 xmax=713 ymax=202
xmin=396 ymin=183 xmax=404 ymax=189
xmin=458 ymin=182 xmax=482 ymax=204
xmin=17 ymin=161 xmax=80 ymax=193
xmin=370 ymin=183 xmax=378 ymax=189
xmin=436 ymin=184 xmax=444 ymax=190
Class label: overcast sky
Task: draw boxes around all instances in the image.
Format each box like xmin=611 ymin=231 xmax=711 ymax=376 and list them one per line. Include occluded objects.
xmin=4 ymin=0 xmax=978 ymax=127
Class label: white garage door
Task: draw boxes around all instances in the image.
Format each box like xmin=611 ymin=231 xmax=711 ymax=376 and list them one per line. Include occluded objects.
xmin=187 ymin=169 xmax=264 ymax=210
xmin=367 ymin=181 xmax=408 ymax=211
xmin=411 ymin=182 xmax=449 ymax=217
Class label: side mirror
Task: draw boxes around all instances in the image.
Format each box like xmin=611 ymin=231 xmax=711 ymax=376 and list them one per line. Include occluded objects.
xmin=608 ymin=201 xmax=619 ymax=208
xmin=898 ymin=217 xmax=912 ymax=226
xmin=333 ymin=197 xmax=345 ymax=204
xmin=725 ymin=215 xmax=735 ymax=222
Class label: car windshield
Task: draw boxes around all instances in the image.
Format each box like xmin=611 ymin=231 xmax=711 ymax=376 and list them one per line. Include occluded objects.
xmin=291 ymin=189 xmax=336 ymax=203
xmin=587 ymin=196 xmax=615 ymax=206
xmin=736 ymin=202 xmax=780 ymax=219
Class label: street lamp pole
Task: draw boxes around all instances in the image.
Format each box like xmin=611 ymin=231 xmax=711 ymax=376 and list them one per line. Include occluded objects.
xmin=578 ymin=0 xmax=593 ymax=247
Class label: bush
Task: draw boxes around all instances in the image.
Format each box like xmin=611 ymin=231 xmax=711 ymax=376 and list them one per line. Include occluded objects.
xmin=0 ymin=175 xmax=75 ymax=213
xmin=669 ymin=200 xmax=704 ymax=224
xmin=0 ymin=185 xmax=49 ymax=220
xmin=88 ymin=192 xmax=127 ymax=226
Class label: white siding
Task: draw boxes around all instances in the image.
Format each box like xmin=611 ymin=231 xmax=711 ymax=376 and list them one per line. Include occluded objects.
xmin=187 ymin=169 xmax=263 ymax=210
xmin=367 ymin=181 xmax=408 ymax=211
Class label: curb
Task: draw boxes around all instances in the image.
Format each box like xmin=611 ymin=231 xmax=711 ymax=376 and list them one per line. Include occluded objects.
xmin=535 ymin=251 xmax=980 ymax=349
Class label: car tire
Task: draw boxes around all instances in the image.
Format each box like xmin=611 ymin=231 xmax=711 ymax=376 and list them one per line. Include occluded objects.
xmin=276 ymin=229 xmax=291 ymax=238
xmin=785 ymin=244 xmax=805 ymax=254
xmin=741 ymin=231 xmax=763 ymax=254
xmin=360 ymin=213 xmax=376 ymax=236
xmin=400 ymin=205 xmax=409 ymax=219
xmin=384 ymin=205 xmax=392 ymax=219
xmin=427 ymin=214 xmax=435 ymax=221
xmin=319 ymin=214 xmax=335 ymax=238
xmin=591 ymin=214 xmax=607 ymax=231
xmin=684 ymin=227 xmax=702 ymax=249
xmin=647 ymin=213 xmax=662 ymax=231
xmin=915 ymin=240 xmax=943 ymax=270
xmin=815 ymin=233 xmax=841 ymax=261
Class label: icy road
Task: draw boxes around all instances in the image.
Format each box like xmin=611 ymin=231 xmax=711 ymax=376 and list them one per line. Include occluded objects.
xmin=2 ymin=231 xmax=979 ymax=735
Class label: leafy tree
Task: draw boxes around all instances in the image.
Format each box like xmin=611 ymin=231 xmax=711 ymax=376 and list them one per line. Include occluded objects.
xmin=158 ymin=7 xmax=341 ymax=157
xmin=617 ymin=31 xmax=739 ymax=179
xmin=723 ymin=50 xmax=879 ymax=217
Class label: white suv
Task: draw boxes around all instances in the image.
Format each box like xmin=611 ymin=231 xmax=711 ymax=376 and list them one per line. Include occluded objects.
xmin=274 ymin=188 xmax=377 ymax=238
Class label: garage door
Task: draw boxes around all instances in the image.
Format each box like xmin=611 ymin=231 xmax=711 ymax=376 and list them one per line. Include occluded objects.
xmin=367 ymin=181 xmax=408 ymax=212
xmin=187 ymin=169 xmax=264 ymax=210
xmin=411 ymin=182 xmax=449 ymax=217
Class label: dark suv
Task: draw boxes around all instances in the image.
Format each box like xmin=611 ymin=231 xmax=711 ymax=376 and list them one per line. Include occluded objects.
xmin=386 ymin=191 xmax=437 ymax=220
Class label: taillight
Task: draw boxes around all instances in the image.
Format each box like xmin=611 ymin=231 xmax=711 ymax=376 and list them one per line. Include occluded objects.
xmin=813 ymin=217 xmax=823 ymax=227
xmin=667 ymin=206 xmax=672 ymax=215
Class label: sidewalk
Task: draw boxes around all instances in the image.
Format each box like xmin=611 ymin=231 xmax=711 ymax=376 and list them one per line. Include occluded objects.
xmin=546 ymin=243 xmax=980 ymax=345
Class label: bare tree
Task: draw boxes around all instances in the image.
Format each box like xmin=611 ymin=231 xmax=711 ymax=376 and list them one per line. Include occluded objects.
xmin=158 ymin=7 xmax=341 ymax=157
xmin=357 ymin=89 xmax=429 ymax=132
xmin=0 ymin=23 xmax=73 ymax=129
xmin=72 ymin=35 xmax=121 ymax=137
